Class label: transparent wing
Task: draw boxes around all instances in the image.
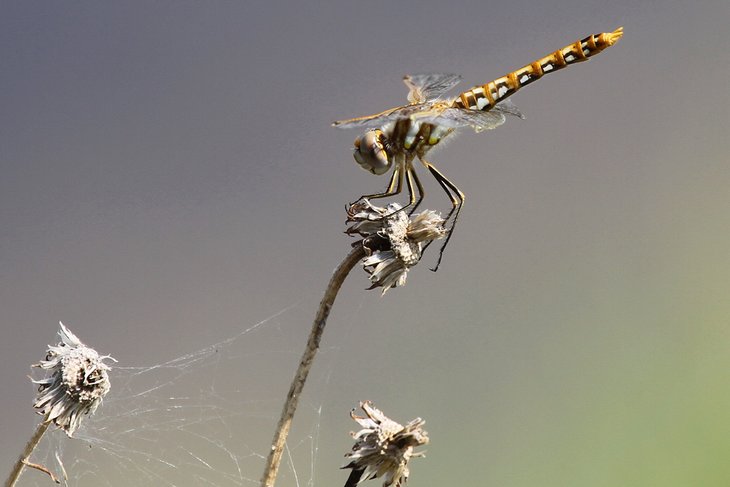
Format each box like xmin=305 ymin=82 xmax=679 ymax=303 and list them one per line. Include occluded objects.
xmin=427 ymin=108 xmax=507 ymax=131
xmin=332 ymin=103 xmax=431 ymax=129
xmin=492 ymin=99 xmax=525 ymax=119
xmin=333 ymin=97 xmax=524 ymax=131
xmin=334 ymin=73 xmax=464 ymax=129
xmin=425 ymin=101 xmax=525 ymax=132
xmin=404 ymin=73 xmax=463 ymax=103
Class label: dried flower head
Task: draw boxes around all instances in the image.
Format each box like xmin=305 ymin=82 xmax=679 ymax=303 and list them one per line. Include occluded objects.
xmin=346 ymin=200 xmax=447 ymax=294
xmin=342 ymin=401 xmax=429 ymax=487
xmin=32 ymin=322 xmax=115 ymax=437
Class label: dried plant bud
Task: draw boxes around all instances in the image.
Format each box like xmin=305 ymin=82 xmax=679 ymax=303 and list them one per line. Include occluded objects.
xmin=32 ymin=322 xmax=115 ymax=437
xmin=342 ymin=401 xmax=429 ymax=487
xmin=346 ymin=200 xmax=447 ymax=294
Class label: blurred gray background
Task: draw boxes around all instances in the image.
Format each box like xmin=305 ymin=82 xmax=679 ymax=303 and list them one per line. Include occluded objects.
xmin=2 ymin=1 xmax=729 ymax=486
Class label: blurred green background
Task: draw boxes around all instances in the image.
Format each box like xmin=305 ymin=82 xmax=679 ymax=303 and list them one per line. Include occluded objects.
xmin=1 ymin=0 xmax=728 ymax=485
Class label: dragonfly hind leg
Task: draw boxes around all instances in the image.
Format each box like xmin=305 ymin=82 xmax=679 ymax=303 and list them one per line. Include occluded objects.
xmin=420 ymin=158 xmax=465 ymax=271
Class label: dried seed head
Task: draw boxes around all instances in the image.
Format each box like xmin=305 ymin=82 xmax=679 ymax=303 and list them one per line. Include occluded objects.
xmin=346 ymin=200 xmax=447 ymax=294
xmin=32 ymin=322 xmax=115 ymax=437
xmin=342 ymin=401 xmax=429 ymax=487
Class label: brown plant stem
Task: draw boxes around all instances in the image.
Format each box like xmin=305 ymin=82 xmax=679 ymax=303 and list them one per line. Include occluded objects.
xmin=5 ymin=421 xmax=51 ymax=487
xmin=261 ymin=245 xmax=366 ymax=487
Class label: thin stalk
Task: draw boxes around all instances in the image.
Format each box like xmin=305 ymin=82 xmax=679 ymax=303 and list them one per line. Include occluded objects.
xmin=261 ymin=245 xmax=366 ymax=487
xmin=5 ymin=421 xmax=51 ymax=487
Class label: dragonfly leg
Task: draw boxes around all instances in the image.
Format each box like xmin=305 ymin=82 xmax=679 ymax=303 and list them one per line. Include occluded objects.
xmin=354 ymin=162 xmax=403 ymax=204
xmin=420 ymin=159 xmax=465 ymax=271
xmin=406 ymin=162 xmax=425 ymax=215
xmin=381 ymin=156 xmax=422 ymax=217
xmin=386 ymin=158 xmax=420 ymax=217
xmin=354 ymin=156 xmax=420 ymax=219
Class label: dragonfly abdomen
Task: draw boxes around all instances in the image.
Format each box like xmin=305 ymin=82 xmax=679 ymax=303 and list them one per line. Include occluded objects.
xmin=453 ymin=27 xmax=623 ymax=112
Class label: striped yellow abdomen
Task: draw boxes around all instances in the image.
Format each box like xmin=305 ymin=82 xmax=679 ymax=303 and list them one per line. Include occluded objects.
xmin=453 ymin=27 xmax=623 ymax=111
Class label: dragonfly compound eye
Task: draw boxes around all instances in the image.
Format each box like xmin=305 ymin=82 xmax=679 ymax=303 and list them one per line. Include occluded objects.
xmin=353 ymin=130 xmax=391 ymax=175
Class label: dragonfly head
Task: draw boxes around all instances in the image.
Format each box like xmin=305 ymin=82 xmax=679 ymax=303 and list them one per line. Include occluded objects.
xmin=353 ymin=129 xmax=391 ymax=176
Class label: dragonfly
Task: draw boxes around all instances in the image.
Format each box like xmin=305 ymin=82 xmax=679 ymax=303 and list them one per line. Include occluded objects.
xmin=334 ymin=27 xmax=623 ymax=270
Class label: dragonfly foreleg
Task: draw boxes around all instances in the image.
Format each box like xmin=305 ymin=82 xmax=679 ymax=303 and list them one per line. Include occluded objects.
xmin=354 ymin=161 xmax=403 ymax=204
xmin=353 ymin=155 xmax=421 ymax=219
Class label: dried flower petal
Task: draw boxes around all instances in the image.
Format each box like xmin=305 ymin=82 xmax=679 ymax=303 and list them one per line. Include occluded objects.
xmin=32 ymin=322 xmax=115 ymax=437
xmin=342 ymin=401 xmax=429 ymax=487
xmin=346 ymin=200 xmax=447 ymax=294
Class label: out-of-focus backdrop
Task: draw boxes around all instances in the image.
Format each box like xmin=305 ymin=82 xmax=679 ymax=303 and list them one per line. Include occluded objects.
xmin=2 ymin=1 xmax=729 ymax=486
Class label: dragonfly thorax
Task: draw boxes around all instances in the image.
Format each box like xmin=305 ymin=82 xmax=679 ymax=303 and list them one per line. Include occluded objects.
xmin=353 ymin=120 xmax=451 ymax=176
xmin=391 ymin=118 xmax=454 ymax=154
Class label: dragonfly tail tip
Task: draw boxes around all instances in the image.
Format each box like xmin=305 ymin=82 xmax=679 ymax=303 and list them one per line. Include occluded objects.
xmin=606 ymin=27 xmax=624 ymax=46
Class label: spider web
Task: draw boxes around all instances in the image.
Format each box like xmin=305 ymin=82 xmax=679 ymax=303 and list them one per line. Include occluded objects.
xmin=22 ymin=304 xmax=331 ymax=487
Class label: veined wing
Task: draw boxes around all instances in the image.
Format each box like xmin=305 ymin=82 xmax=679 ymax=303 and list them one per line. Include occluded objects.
xmin=404 ymin=73 xmax=463 ymax=104
xmin=333 ymin=73 xmax=463 ymax=129
xmin=426 ymin=107 xmax=506 ymax=131
xmin=332 ymin=103 xmax=431 ymax=129
xmin=490 ymin=99 xmax=525 ymax=120
xmin=420 ymin=100 xmax=525 ymax=132
xmin=333 ymin=99 xmax=523 ymax=131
